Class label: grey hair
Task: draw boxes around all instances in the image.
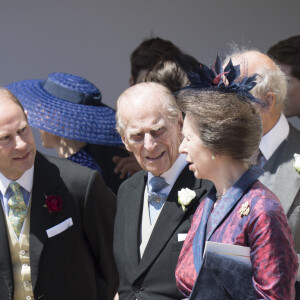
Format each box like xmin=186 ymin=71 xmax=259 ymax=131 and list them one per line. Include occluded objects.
xmin=223 ymin=47 xmax=287 ymax=111
xmin=116 ymin=82 xmax=181 ymax=137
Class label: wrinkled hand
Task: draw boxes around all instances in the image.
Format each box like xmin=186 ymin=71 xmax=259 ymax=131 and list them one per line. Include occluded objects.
xmin=113 ymin=153 xmax=142 ymax=179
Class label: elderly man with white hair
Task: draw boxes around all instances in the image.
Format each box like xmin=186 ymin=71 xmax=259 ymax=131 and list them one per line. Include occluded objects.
xmin=229 ymin=50 xmax=300 ymax=253
xmin=113 ymin=82 xmax=211 ymax=300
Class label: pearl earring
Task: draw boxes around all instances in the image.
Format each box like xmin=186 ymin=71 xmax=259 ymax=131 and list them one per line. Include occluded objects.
xmin=212 ymin=154 xmax=216 ymax=160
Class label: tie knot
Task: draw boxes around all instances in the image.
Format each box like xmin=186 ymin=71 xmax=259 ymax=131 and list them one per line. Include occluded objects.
xmin=9 ymin=181 xmax=21 ymax=194
xmin=149 ymin=176 xmax=168 ymax=193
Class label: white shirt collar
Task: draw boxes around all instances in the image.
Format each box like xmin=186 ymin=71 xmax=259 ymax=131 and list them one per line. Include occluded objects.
xmin=147 ymin=154 xmax=187 ymax=193
xmin=0 ymin=166 xmax=34 ymax=197
xmin=259 ymin=113 xmax=289 ymax=160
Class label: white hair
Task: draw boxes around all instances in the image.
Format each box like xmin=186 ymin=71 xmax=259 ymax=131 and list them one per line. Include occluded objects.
xmin=115 ymin=82 xmax=181 ymax=137
xmin=250 ymin=66 xmax=287 ymax=110
xmin=223 ymin=48 xmax=287 ymax=111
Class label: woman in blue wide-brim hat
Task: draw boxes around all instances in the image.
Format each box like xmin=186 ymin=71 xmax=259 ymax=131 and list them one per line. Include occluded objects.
xmin=6 ymin=72 xmax=128 ymax=194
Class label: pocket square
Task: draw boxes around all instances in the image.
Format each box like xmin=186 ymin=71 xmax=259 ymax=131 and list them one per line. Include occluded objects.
xmin=46 ymin=217 xmax=73 ymax=238
xmin=178 ymin=233 xmax=187 ymax=242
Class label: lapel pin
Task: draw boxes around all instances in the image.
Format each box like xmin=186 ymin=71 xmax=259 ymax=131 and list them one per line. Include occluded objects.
xmin=239 ymin=201 xmax=250 ymax=217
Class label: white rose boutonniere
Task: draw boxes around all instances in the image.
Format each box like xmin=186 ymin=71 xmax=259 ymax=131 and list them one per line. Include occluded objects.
xmin=294 ymin=153 xmax=300 ymax=173
xmin=178 ymin=188 xmax=196 ymax=211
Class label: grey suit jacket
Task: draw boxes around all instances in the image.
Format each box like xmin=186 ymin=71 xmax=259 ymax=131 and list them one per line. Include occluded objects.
xmin=259 ymin=125 xmax=300 ymax=252
xmin=113 ymin=165 xmax=212 ymax=300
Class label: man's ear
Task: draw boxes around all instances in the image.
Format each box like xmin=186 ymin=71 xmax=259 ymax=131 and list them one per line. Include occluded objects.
xmin=121 ymin=135 xmax=132 ymax=152
xmin=264 ymin=92 xmax=276 ymax=112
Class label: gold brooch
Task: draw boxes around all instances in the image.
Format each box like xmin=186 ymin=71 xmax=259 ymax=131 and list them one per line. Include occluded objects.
xmin=239 ymin=201 xmax=250 ymax=217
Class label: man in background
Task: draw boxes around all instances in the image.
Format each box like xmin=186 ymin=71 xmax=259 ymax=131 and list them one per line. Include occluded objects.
xmin=267 ymin=35 xmax=300 ymax=118
xmin=229 ymin=50 xmax=300 ymax=253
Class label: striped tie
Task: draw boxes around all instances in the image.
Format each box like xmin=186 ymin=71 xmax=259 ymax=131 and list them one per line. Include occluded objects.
xmin=7 ymin=182 xmax=28 ymax=238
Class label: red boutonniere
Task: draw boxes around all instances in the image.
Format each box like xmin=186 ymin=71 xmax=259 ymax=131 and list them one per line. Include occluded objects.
xmin=43 ymin=195 xmax=63 ymax=213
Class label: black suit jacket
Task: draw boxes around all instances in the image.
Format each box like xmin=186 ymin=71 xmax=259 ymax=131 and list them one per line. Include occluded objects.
xmin=0 ymin=152 xmax=118 ymax=300
xmin=113 ymin=165 xmax=212 ymax=300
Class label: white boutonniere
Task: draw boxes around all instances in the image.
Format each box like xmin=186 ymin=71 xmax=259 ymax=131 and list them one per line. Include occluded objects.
xmin=294 ymin=153 xmax=300 ymax=173
xmin=178 ymin=188 xmax=196 ymax=211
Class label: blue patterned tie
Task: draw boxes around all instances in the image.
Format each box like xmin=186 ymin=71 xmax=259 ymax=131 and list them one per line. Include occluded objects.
xmin=148 ymin=176 xmax=168 ymax=224
xmin=7 ymin=182 xmax=28 ymax=238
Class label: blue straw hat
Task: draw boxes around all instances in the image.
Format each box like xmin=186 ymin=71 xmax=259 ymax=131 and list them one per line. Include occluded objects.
xmin=6 ymin=72 xmax=123 ymax=146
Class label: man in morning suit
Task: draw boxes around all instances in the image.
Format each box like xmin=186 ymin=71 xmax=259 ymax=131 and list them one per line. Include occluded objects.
xmin=229 ymin=50 xmax=300 ymax=253
xmin=0 ymin=88 xmax=118 ymax=300
xmin=113 ymin=82 xmax=212 ymax=300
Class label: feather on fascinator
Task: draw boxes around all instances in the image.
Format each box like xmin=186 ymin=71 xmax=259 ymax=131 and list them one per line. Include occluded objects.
xmin=186 ymin=56 xmax=264 ymax=106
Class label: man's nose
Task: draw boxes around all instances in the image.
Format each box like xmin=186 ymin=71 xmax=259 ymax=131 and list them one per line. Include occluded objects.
xmin=15 ymin=135 xmax=27 ymax=150
xmin=144 ymin=133 xmax=157 ymax=151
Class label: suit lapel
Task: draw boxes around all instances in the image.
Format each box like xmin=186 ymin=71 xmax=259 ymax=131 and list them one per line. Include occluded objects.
xmin=0 ymin=206 xmax=14 ymax=296
xmin=260 ymin=127 xmax=300 ymax=214
xmin=30 ymin=153 xmax=67 ymax=289
xmin=135 ymin=166 xmax=206 ymax=280
xmin=124 ymin=172 xmax=146 ymax=277
xmin=271 ymin=150 xmax=300 ymax=214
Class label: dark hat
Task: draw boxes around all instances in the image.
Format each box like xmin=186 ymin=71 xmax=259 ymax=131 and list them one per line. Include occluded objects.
xmin=6 ymin=72 xmax=123 ymax=146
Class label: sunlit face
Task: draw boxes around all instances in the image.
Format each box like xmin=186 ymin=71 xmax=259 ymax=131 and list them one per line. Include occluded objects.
xmin=0 ymin=98 xmax=36 ymax=180
xmin=179 ymin=115 xmax=213 ymax=180
xmin=279 ymin=64 xmax=300 ymax=117
xmin=39 ymin=130 xmax=61 ymax=148
xmin=121 ymin=92 xmax=183 ymax=176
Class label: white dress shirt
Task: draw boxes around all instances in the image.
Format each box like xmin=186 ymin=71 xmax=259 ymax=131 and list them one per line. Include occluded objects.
xmin=140 ymin=154 xmax=188 ymax=257
xmin=259 ymin=113 xmax=289 ymax=160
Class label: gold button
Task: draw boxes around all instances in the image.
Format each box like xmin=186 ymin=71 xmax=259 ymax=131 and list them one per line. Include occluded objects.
xmin=155 ymin=197 xmax=160 ymax=203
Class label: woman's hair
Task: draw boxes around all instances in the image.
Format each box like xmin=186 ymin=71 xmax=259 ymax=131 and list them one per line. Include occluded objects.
xmin=130 ymin=37 xmax=182 ymax=84
xmin=145 ymin=59 xmax=190 ymax=92
xmin=176 ymin=89 xmax=262 ymax=163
